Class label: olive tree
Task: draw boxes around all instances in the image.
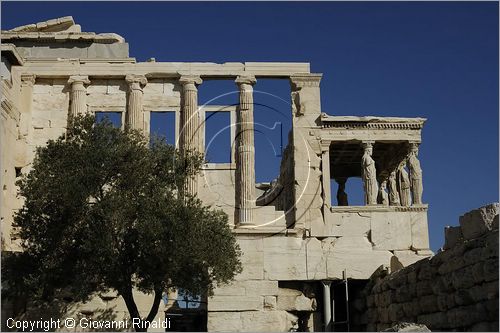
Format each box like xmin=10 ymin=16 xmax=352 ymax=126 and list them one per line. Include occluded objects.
xmin=3 ymin=115 xmax=241 ymax=331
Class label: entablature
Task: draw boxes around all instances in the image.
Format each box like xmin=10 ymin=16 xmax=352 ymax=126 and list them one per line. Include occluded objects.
xmin=319 ymin=115 xmax=425 ymax=143
xmin=16 ymin=61 xmax=311 ymax=79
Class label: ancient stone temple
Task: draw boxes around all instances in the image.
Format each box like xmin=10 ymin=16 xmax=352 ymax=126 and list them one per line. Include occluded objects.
xmin=1 ymin=17 xmax=435 ymax=331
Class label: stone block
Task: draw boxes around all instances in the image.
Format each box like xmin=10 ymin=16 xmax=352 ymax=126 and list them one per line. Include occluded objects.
xmin=464 ymin=247 xmax=484 ymax=266
xmin=493 ymin=214 xmax=499 ymax=230
xmin=105 ymin=80 xmax=127 ymax=94
xmin=144 ymin=95 xmax=180 ymax=109
xmin=32 ymin=115 xmax=51 ymax=129
xmin=245 ymin=280 xmax=278 ymax=296
xmin=471 ymin=262 xmax=485 ymax=284
xmin=386 ymin=271 xmax=408 ymax=289
xmin=207 ymin=296 xmax=262 ymax=311
xmin=207 ymin=312 xmax=241 ymax=332
xmin=263 ymin=296 xmax=276 ymax=309
xmin=277 ymin=294 xmax=316 ymax=311
xmin=393 ymin=250 xmax=425 ymax=268
xmin=263 ymin=236 xmax=325 ymax=281
xmin=33 ymin=82 xmax=53 ymax=94
xmin=470 ymin=321 xmax=492 ymax=332
xmin=417 ymin=261 xmax=434 ymax=280
xmin=322 ymin=210 xmax=370 ymax=237
xmin=447 ymin=303 xmax=487 ymax=328
xmin=454 ymin=289 xmax=474 ymax=306
xmin=33 ymin=93 xmax=69 ymax=113
xmin=87 ymin=93 xmax=126 ymax=107
xmin=410 ymin=211 xmax=430 ymax=250
xmin=86 ymin=80 xmax=108 ymax=94
xmin=395 ymin=285 xmax=412 ymax=303
xmin=240 ymin=310 xmax=298 ymax=332
xmin=388 ymin=303 xmax=404 ymax=322
xmin=236 ymin=238 xmax=264 ymax=280
xmin=459 ymin=203 xmax=499 ymax=240
xmin=451 ymin=266 xmax=475 ymax=289
xmin=443 ymin=226 xmax=463 ymax=250
xmin=437 ymin=295 xmax=448 ymax=312
xmin=325 ymin=237 xmax=393 ymax=279
xmin=483 ymin=299 xmax=499 ymax=321
xmin=371 ymin=212 xmax=412 ymax=250
xmin=213 ymin=283 xmax=246 ymax=296
xmin=483 ymin=258 xmax=498 ymax=282
xmin=416 ymin=281 xmax=433 ymax=297
xmin=277 ymin=287 xmax=302 ymax=297
xmin=484 ymin=231 xmax=499 ymax=258
xmin=419 ymin=295 xmax=439 ymax=314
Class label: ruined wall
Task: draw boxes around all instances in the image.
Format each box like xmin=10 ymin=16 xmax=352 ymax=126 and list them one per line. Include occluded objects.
xmin=1 ymin=57 xmax=23 ymax=251
xmin=352 ymin=203 xmax=499 ymax=332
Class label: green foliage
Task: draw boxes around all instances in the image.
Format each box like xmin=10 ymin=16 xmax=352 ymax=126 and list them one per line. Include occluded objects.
xmin=4 ymin=114 xmax=241 ymax=325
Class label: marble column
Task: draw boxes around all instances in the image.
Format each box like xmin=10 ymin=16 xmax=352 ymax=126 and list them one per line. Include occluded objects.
xmin=408 ymin=142 xmax=423 ymax=205
xmin=68 ymin=75 xmax=90 ymax=120
xmin=235 ymin=75 xmax=257 ymax=226
xmin=361 ymin=141 xmax=378 ymax=205
xmin=179 ymin=75 xmax=203 ymax=196
xmin=125 ymin=74 xmax=147 ymax=131
xmin=388 ymin=169 xmax=401 ymax=206
xmin=321 ymin=141 xmax=331 ymax=207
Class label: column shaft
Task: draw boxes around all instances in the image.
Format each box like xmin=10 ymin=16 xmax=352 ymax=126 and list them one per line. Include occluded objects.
xmin=322 ymin=281 xmax=332 ymax=331
xmin=125 ymin=75 xmax=147 ymax=131
xmin=68 ymin=75 xmax=90 ymax=120
xmin=235 ymin=76 xmax=257 ymax=226
xmin=179 ymin=75 xmax=202 ymax=196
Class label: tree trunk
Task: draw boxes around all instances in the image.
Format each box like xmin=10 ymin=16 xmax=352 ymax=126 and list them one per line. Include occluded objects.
xmin=120 ymin=287 xmax=163 ymax=332
xmin=120 ymin=288 xmax=143 ymax=331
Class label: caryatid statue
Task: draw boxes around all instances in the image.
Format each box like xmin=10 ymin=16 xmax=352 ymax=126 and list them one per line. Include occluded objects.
xmin=361 ymin=142 xmax=378 ymax=205
xmin=408 ymin=142 xmax=423 ymax=205
xmin=397 ymin=160 xmax=411 ymax=207
xmin=378 ymin=180 xmax=389 ymax=206
xmin=388 ymin=169 xmax=400 ymax=206
xmin=336 ymin=178 xmax=348 ymax=206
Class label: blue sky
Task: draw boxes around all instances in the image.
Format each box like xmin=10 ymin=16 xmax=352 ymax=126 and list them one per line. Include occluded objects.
xmin=2 ymin=1 xmax=498 ymax=251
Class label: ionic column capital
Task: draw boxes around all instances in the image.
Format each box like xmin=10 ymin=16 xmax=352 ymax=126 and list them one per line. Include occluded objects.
xmin=68 ymin=75 xmax=90 ymax=86
xmin=235 ymin=75 xmax=256 ymax=88
xmin=125 ymin=74 xmax=147 ymax=91
xmin=179 ymin=75 xmax=202 ymax=88
xmin=20 ymin=74 xmax=36 ymax=86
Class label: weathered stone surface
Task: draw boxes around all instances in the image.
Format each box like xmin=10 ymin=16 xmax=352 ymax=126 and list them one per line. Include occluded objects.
xmin=207 ymin=295 xmax=262 ymax=311
xmin=263 ymin=296 xmax=276 ymax=309
xmin=277 ymin=294 xmax=316 ymax=311
xmin=410 ymin=211 xmax=430 ymax=250
xmin=371 ymin=212 xmax=412 ymax=250
xmin=443 ymin=225 xmax=463 ymax=250
xmin=207 ymin=312 xmax=241 ymax=332
xmin=459 ymin=203 xmax=499 ymax=240
xmin=240 ymin=311 xmax=298 ymax=332
xmin=394 ymin=250 xmax=425 ymax=268
xmin=325 ymin=236 xmax=393 ymax=279
xmin=382 ymin=322 xmax=431 ymax=332
xmin=357 ymin=209 xmax=499 ymax=332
